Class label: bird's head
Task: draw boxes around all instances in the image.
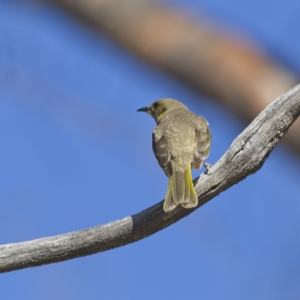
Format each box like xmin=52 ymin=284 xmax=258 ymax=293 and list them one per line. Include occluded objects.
xmin=137 ymin=98 xmax=187 ymax=123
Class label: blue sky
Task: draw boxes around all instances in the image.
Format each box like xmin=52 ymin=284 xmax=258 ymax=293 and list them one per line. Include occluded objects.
xmin=1 ymin=0 xmax=300 ymax=299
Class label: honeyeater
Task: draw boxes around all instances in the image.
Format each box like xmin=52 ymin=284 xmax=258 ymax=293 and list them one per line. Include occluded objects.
xmin=137 ymin=98 xmax=211 ymax=212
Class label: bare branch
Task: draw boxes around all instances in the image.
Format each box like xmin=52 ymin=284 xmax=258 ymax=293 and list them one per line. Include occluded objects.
xmin=1 ymin=84 xmax=300 ymax=273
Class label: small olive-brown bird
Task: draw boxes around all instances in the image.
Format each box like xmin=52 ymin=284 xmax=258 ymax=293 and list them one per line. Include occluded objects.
xmin=137 ymin=98 xmax=211 ymax=212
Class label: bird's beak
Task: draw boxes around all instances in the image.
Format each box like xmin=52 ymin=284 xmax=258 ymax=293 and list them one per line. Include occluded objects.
xmin=137 ymin=106 xmax=149 ymax=112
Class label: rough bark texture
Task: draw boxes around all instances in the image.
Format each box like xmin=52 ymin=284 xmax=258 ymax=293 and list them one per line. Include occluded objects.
xmin=1 ymin=84 xmax=300 ymax=273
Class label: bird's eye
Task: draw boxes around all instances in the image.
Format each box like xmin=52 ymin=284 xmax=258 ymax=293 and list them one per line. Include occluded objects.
xmin=153 ymin=102 xmax=158 ymax=109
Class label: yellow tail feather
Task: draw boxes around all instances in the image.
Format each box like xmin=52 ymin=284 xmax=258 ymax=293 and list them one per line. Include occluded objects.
xmin=163 ymin=176 xmax=177 ymax=212
xmin=163 ymin=165 xmax=198 ymax=212
xmin=181 ymin=166 xmax=198 ymax=209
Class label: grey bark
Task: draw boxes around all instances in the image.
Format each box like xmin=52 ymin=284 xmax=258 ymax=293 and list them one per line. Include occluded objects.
xmin=1 ymin=84 xmax=300 ymax=273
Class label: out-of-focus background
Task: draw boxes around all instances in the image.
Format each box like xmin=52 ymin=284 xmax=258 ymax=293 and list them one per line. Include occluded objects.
xmin=1 ymin=0 xmax=300 ymax=299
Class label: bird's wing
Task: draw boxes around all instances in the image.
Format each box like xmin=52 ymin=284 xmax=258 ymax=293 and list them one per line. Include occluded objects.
xmin=152 ymin=126 xmax=172 ymax=177
xmin=193 ymin=116 xmax=211 ymax=170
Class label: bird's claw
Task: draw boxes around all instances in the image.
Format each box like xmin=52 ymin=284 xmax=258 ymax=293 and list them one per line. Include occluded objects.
xmin=204 ymin=162 xmax=212 ymax=174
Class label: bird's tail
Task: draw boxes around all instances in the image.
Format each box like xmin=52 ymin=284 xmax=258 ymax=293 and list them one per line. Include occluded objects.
xmin=163 ymin=165 xmax=198 ymax=212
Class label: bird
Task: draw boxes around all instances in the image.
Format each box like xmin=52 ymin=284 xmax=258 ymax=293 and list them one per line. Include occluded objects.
xmin=137 ymin=98 xmax=211 ymax=212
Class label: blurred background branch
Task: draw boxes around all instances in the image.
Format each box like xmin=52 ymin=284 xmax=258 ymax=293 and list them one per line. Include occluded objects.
xmin=42 ymin=0 xmax=300 ymax=151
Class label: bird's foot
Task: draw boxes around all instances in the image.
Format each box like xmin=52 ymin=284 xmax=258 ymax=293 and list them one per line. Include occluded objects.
xmin=203 ymin=162 xmax=212 ymax=174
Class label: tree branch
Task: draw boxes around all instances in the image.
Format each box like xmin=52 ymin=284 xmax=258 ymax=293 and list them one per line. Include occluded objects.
xmin=1 ymin=84 xmax=300 ymax=273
